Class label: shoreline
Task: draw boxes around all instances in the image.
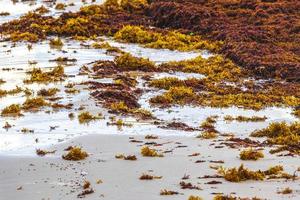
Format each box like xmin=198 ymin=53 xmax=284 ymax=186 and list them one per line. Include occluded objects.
xmin=0 ymin=134 xmax=299 ymax=200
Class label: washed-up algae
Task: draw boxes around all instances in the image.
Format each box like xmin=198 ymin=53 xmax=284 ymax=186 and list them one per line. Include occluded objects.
xmin=1 ymin=0 xmax=299 ymax=83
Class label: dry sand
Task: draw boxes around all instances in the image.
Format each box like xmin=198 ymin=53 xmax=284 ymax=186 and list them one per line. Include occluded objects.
xmin=0 ymin=134 xmax=299 ymax=200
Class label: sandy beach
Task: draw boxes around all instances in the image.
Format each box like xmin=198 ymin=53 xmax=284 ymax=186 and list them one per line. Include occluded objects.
xmin=0 ymin=0 xmax=299 ymax=200
xmin=1 ymin=134 xmax=299 ymax=200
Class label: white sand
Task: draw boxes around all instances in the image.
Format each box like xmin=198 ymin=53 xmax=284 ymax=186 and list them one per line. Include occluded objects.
xmin=0 ymin=134 xmax=299 ymax=200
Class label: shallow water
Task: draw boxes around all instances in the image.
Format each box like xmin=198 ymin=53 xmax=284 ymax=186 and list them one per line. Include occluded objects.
xmin=0 ymin=0 xmax=106 ymax=24
xmin=0 ymin=1 xmax=298 ymax=156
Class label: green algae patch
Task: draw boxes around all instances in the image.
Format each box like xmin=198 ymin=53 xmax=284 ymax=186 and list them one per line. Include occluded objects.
xmin=1 ymin=104 xmax=22 ymax=117
xmin=114 ymin=25 xmax=222 ymax=52
xmin=24 ymin=66 xmax=65 ymax=83
xmin=250 ymin=122 xmax=300 ymax=154
xmin=62 ymin=147 xmax=88 ymax=161
xmin=115 ymin=53 xmax=156 ymax=72
xmin=239 ymin=149 xmax=264 ymax=161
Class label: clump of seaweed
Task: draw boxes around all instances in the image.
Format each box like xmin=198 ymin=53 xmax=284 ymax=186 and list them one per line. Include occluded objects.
xmin=139 ymin=173 xmax=162 ymax=180
xmin=110 ymin=101 xmax=153 ymax=119
xmin=83 ymin=180 xmax=91 ymax=189
xmin=55 ymin=3 xmax=66 ymax=10
xmin=149 ymin=77 xmax=204 ymax=91
xmin=62 ymin=147 xmax=88 ymax=161
xmin=141 ymin=146 xmax=163 ymax=157
xmin=218 ymin=164 xmax=265 ymax=182
xmin=149 ymin=77 xmax=185 ymax=90
xmin=10 ymin=32 xmax=39 ymax=43
xmin=0 ymin=87 xmax=22 ymax=98
xmin=37 ymin=88 xmax=59 ymax=97
xmin=278 ymin=187 xmax=293 ymax=194
xmin=145 ymin=135 xmax=158 ymax=139
xmin=1 ymin=104 xmax=22 ymax=116
xmin=34 ymin=6 xmax=49 ymax=14
xmin=159 ymin=55 xmax=243 ymax=82
xmin=160 ymin=189 xmax=179 ymax=195
xmin=148 ymin=55 xmax=300 ymax=109
xmin=120 ymin=0 xmax=149 ymax=13
xmin=239 ymin=149 xmax=264 ymax=160
xmin=131 ymin=108 xmax=154 ymax=120
xmin=22 ymin=97 xmax=48 ymax=110
xmin=218 ymin=164 xmax=295 ymax=182
xmin=224 ymin=115 xmax=267 ymax=122
xmin=50 ymin=38 xmax=63 ymax=47
xmin=150 ymin=86 xmax=196 ymax=105
xmin=213 ymin=195 xmax=262 ymax=200
xmin=197 ymin=131 xmax=218 ymax=139
xmin=50 ymin=57 xmax=77 ymax=63
xmin=24 ymin=66 xmax=65 ymax=83
xmin=0 ymin=12 xmax=10 ymax=16
xmin=115 ymin=154 xmax=137 ymax=160
xmin=250 ymin=122 xmax=300 ymax=154
xmin=188 ymin=196 xmax=203 ymax=200
xmin=110 ymin=101 xmax=130 ymax=113
xmin=3 ymin=122 xmax=12 ymax=130
xmin=92 ymin=41 xmax=124 ymax=54
xmin=115 ymin=53 xmax=156 ymax=72
xmin=103 ymin=0 xmax=149 ymax=13
xmin=180 ymin=181 xmax=201 ymax=190
xmin=77 ymin=188 xmax=94 ymax=198
xmin=78 ymin=112 xmax=102 ymax=124
xmin=197 ymin=116 xmax=219 ymax=138
xmin=21 ymin=128 xmax=34 ymax=133
xmin=65 ymin=88 xmax=80 ymax=94
xmin=292 ymin=108 xmax=300 ymax=118
xmin=114 ymin=25 xmax=222 ymax=52
xmin=36 ymin=149 xmax=56 ymax=156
